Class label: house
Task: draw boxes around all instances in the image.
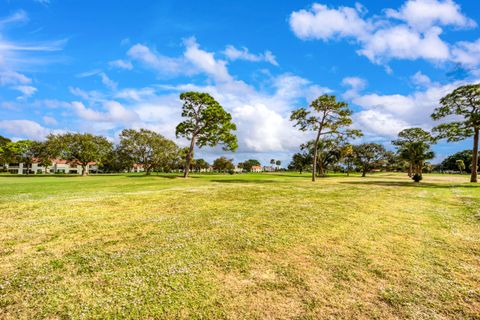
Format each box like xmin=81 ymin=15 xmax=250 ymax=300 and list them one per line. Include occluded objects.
xmin=263 ymin=166 xmax=275 ymax=172
xmin=131 ymin=163 xmax=145 ymax=173
xmin=50 ymin=159 xmax=99 ymax=174
xmin=3 ymin=159 xmax=99 ymax=174
xmin=251 ymin=165 xmax=262 ymax=172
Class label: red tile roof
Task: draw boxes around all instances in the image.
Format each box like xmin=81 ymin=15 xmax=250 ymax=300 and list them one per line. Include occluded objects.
xmin=51 ymin=159 xmax=97 ymax=165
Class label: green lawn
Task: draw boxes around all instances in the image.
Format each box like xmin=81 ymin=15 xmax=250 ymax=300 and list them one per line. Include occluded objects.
xmin=0 ymin=173 xmax=479 ymax=319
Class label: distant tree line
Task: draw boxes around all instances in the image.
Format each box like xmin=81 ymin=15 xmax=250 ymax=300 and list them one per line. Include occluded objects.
xmin=0 ymin=92 xmax=238 ymax=176
xmin=288 ymin=83 xmax=479 ymax=183
xmin=287 ymin=128 xmax=436 ymax=182
xmin=0 ymin=84 xmax=479 ymax=182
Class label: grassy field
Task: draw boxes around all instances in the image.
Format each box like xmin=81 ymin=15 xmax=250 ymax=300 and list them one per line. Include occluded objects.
xmin=0 ymin=172 xmax=479 ymax=319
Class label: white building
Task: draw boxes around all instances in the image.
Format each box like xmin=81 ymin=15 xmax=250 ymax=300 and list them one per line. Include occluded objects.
xmin=263 ymin=166 xmax=275 ymax=172
xmin=251 ymin=165 xmax=262 ymax=172
xmin=131 ymin=163 xmax=145 ymax=173
xmin=234 ymin=166 xmax=244 ymax=173
xmin=3 ymin=159 xmax=99 ymax=175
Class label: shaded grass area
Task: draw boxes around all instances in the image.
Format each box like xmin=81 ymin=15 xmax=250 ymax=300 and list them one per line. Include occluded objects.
xmin=0 ymin=173 xmax=479 ymax=319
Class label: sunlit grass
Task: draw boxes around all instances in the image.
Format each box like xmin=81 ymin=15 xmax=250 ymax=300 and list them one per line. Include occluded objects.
xmin=0 ymin=173 xmax=479 ymax=319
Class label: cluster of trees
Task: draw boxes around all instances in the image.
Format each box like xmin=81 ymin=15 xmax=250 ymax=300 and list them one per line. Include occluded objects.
xmin=0 ymin=92 xmax=239 ymax=176
xmin=1 ymin=83 xmax=478 ymax=182
xmin=238 ymin=159 xmax=260 ymax=172
xmin=288 ymin=83 xmax=479 ymax=183
xmin=438 ymin=150 xmax=475 ymax=172
xmin=0 ymin=128 xmax=240 ymax=176
xmin=0 ymin=130 xmax=181 ymax=176
xmin=287 ymin=127 xmax=438 ymax=181
xmin=0 ymin=137 xmax=55 ymax=174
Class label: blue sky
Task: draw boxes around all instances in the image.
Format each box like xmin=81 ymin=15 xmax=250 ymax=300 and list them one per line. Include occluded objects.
xmin=0 ymin=0 xmax=479 ymax=165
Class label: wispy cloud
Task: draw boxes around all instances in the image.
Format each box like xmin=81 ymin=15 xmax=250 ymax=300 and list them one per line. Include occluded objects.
xmin=0 ymin=10 xmax=28 ymax=27
xmin=223 ymin=45 xmax=278 ymax=66
xmin=0 ymin=11 xmax=66 ymax=72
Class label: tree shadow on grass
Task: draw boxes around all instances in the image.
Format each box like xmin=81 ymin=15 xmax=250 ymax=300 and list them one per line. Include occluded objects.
xmin=340 ymin=180 xmax=479 ymax=189
xmin=210 ymin=179 xmax=275 ymax=184
xmin=125 ymin=174 xmax=183 ymax=179
xmin=266 ymin=173 xmax=312 ymax=179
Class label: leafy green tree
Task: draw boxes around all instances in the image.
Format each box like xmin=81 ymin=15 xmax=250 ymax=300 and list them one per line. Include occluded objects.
xmin=424 ymin=162 xmax=433 ymax=173
xmin=353 ymin=143 xmax=386 ymax=177
xmin=290 ymin=94 xmax=361 ymax=181
xmin=392 ymin=128 xmax=435 ymax=178
xmin=341 ymin=144 xmax=355 ymax=176
xmin=213 ymin=156 xmax=234 ymax=173
xmin=440 ymin=150 xmax=473 ymax=171
xmin=238 ymin=159 xmax=261 ymax=172
xmin=431 ymin=84 xmax=480 ymax=182
xmin=118 ymin=129 xmax=178 ymax=175
xmin=31 ymin=141 xmax=58 ymax=174
xmin=301 ymin=136 xmax=347 ymax=177
xmin=48 ymin=133 xmax=112 ymax=176
xmin=401 ymin=142 xmax=435 ymax=180
xmin=0 ymin=135 xmax=10 ymax=146
xmin=193 ymin=158 xmax=210 ymax=172
xmin=456 ymin=159 xmax=465 ymax=174
xmin=275 ymin=160 xmax=281 ymax=168
xmin=0 ymin=135 xmax=12 ymax=167
xmin=8 ymin=140 xmax=35 ymax=174
xmin=382 ymin=151 xmax=400 ymax=172
xmin=176 ymin=147 xmax=190 ymax=172
xmin=288 ymin=152 xmax=311 ymax=174
xmin=100 ymin=146 xmax=134 ymax=173
xmin=176 ymin=92 xmax=237 ymax=178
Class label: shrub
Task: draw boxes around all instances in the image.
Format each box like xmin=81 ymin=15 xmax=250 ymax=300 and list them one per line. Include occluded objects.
xmin=412 ymin=173 xmax=422 ymax=182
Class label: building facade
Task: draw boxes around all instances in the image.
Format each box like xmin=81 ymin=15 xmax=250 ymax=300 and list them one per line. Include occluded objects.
xmin=2 ymin=159 xmax=99 ymax=175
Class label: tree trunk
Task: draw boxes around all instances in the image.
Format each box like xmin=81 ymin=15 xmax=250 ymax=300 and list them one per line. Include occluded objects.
xmin=81 ymin=165 xmax=88 ymax=176
xmin=312 ymin=129 xmax=322 ymax=182
xmin=408 ymin=163 xmax=413 ymax=177
xmin=183 ymin=136 xmax=196 ymax=178
xmin=362 ymin=167 xmax=367 ymax=177
xmin=318 ymin=162 xmax=325 ymax=177
xmin=471 ymin=128 xmax=479 ymax=183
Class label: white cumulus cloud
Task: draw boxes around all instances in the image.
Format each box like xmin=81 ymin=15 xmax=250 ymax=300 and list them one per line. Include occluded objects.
xmin=289 ymin=1 xmax=479 ymax=68
xmin=0 ymin=120 xmax=54 ymax=140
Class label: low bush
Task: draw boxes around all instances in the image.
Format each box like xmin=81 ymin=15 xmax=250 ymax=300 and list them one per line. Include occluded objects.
xmin=412 ymin=173 xmax=423 ymax=182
